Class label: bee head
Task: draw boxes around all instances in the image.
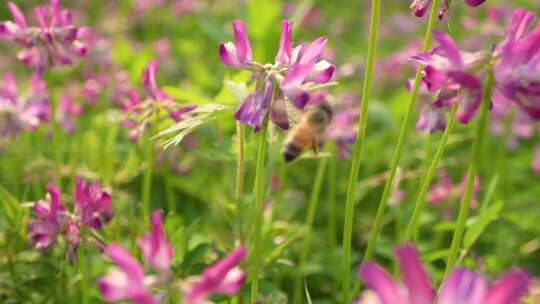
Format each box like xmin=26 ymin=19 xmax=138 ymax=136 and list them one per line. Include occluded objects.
xmin=307 ymin=102 xmax=333 ymax=126
xmin=283 ymin=144 xmax=302 ymax=162
xmin=317 ymin=102 xmax=333 ymax=119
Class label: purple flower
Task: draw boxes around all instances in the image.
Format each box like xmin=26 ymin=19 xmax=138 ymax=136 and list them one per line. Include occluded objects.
xmin=28 ymin=179 xmax=113 ymax=264
xmin=413 ymin=80 xmax=448 ymax=133
xmin=56 ymin=93 xmax=83 ymax=133
xmin=358 ymin=243 xmax=531 ymax=304
xmin=410 ymin=0 xmax=432 ymax=18
xmin=219 ymin=19 xmax=335 ymax=132
xmin=427 ymin=170 xmax=480 ymax=209
xmin=427 ymin=171 xmax=454 ymax=204
xmin=413 ymin=30 xmax=488 ymax=124
xmin=410 ymin=0 xmax=487 ymax=19
xmin=141 ymin=60 xmax=196 ymax=121
xmin=0 ymin=73 xmax=50 ymax=138
xmin=27 ymin=183 xmax=65 ymax=251
xmin=494 ymin=9 xmax=540 ymax=120
xmin=98 ymin=244 xmax=156 ymax=304
xmin=75 ymin=177 xmax=113 ymax=230
xmin=184 ymin=246 xmax=247 ymax=304
xmin=233 ymin=80 xmax=274 ymax=132
xmin=122 ymin=60 xmax=196 ymax=138
xmin=82 ymin=70 xmax=108 ymax=106
xmin=0 ymin=1 xmax=90 ymax=73
xmin=438 ymin=268 xmax=531 ymax=304
xmin=219 ymin=20 xmax=252 ymax=68
xmin=137 ymin=211 xmax=174 ymax=274
xmin=65 ymin=220 xmax=80 ymax=264
xmin=359 ymin=244 xmax=435 ymax=304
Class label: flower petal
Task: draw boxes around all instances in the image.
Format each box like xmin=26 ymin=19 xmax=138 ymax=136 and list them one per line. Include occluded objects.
xmin=299 ymin=37 xmax=327 ymax=65
xmin=395 ymin=244 xmax=435 ymax=304
xmin=438 ymin=268 xmax=487 ymax=304
xmin=232 ymin=19 xmax=251 ymax=64
xmin=484 ymin=270 xmax=531 ymax=304
xmin=358 ymin=262 xmax=404 ymax=304
xmin=281 ymin=64 xmax=312 ymax=109
xmin=142 ymin=60 xmax=159 ymax=98
xmin=270 ymin=97 xmax=289 ymax=130
xmin=464 ymin=0 xmax=487 ymax=7
xmin=433 ymin=30 xmax=463 ymax=67
xmin=98 ymin=268 xmax=131 ymax=301
xmin=276 ymin=20 xmax=293 ymax=64
xmin=7 ymin=2 xmax=27 ymax=28
xmin=106 ymin=244 xmax=145 ymax=280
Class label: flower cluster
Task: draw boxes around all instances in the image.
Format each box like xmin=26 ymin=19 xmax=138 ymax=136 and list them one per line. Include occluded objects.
xmin=0 ymin=72 xmax=50 ymax=139
xmin=493 ymin=9 xmax=540 ymax=120
xmin=121 ymin=59 xmax=196 ymax=140
xmin=0 ymin=0 xmax=90 ymax=74
xmin=413 ymin=30 xmax=489 ymax=125
xmin=98 ymin=211 xmax=247 ymax=304
xmin=219 ymin=19 xmax=335 ymax=131
xmin=27 ymin=177 xmax=112 ymax=263
xmin=357 ymin=243 xmax=531 ymax=304
xmin=98 ymin=211 xmax=172 ymax=303
xmin=413 ymin=8 xmax=540 ymax=132
xmin=182 ymin=246 xmax=247 ymax=304
xmin=410 ymin=0 xmax=487 ymax=20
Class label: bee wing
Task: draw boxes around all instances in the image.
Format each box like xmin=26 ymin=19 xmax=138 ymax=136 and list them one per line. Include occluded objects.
xmin=285 ymin=101 xmax=303 ymax=127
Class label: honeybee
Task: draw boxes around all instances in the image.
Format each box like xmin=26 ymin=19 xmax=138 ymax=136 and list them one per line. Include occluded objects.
xmin=282 ymin=102 xmax=333 ymax=162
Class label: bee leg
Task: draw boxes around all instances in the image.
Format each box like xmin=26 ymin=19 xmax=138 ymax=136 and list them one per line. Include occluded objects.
xmin=311 ymin=138 xmax=319 ymax=156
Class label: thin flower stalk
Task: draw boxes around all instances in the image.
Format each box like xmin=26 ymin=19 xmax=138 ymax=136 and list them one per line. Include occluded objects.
xmin=327 ymin=142 xmax=338 ymax=247
xmin=363 ymin=0 xmax=441 ymax=261
xmin=141 ymin=108 xmax=159 ymax=222
xmin=235 ymin=121 xmax=246 ymax=243
xmin=404 ymin=103 xmax=458 ymax=242
xmin=40 ymin=68 xmax=63 ymax=189
xmin=341 ymin=0 xmax=381 ymax=302
xmin=141 ymin=141 xmax=154 ymax=221
xmin=445 ymin=67 xmax=494 ymax=276
xmin=249 ymin=112 xmax=270 ymax=302
xmin=293 ymin=157 xmax=327 ymax=304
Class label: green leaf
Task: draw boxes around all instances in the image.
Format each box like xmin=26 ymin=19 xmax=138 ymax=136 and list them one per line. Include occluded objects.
xmin=155 ymin=103 xmax=234 ymax=148
xmin=0 ymin=184 xmax=19 ymax=226
xmin=463 ymin=200 xmax=504 ymax=250
xmin=423 ymin=249 xmax=450 ymax=263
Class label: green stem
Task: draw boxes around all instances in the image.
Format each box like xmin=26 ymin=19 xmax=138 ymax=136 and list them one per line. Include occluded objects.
xmin=141 ymin=140 xmax=154 ymax=220
xmin=293 ymin=158 xmax=327 ymax=304
xmin=445 ymin=68 xmax=493 ymax=276
xmin=327 ymin=143 xmax=337 ymax=248
xmin=249 ymin=116 xmax=269 ymax=303
xmin=235 ymin=121 xmax=246 ymax=243
xmin=77 ymin=247 xmax=89 ymax=304
xmin=48 ymin=80 xmax=62 ymax=189
xmin=363 ymin=0 xmax=441 ymax=261
xmin=404 ymin=104 xmax=458 ymax=242
xmin=341 ymin=0 xmax=381 ymax=302
xmin=141 ymin=110 xmax=159 ymax=222
xmin=104 ymin=125 xmax=119 ymax=186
